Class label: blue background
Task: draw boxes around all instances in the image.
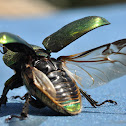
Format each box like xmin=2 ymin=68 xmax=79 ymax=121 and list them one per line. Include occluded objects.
xmin=0 ymin=4 xmax=126 ymax=126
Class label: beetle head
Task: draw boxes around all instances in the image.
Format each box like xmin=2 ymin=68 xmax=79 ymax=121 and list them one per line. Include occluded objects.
xmin=1 ymin=46 xmax=25 ymax=70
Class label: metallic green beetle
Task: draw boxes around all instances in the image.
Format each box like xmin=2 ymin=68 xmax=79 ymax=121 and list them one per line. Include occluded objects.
xmin=1 ymin=16 xmax=126 ymax=121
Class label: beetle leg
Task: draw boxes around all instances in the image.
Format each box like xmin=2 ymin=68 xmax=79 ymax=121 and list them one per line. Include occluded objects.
xmin=5 ymin=93 xmax=31 ymax=122
xmin=11 ymin=93 xmax=28 ymax=100
xmin=94 ymin=100 xmax=117 ymax=106
xmin=12 ymin=93 xmax=46 ymax=109
xmin=29 ymin=96 xmax=46 ymax=109
xmin=79 ymin=88 xmax=98 ymax=108
xmin=20 ymin=93 xmax=30 ymax=118
xmin=0 ymin=73 xmax=23 ymax=106
xmin=79 ymin=88 xmax=117 ymax=107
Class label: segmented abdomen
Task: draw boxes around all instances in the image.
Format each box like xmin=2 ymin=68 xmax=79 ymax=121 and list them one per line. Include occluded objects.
xmin=47 ymin=68 xmax=81 ymax=114
xmin=34 ymin=58 xmax=81 ymax=114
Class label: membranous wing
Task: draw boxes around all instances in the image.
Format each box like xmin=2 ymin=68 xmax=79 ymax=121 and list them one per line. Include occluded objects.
xmin=59 ymin=39 xmax=126 ymax=89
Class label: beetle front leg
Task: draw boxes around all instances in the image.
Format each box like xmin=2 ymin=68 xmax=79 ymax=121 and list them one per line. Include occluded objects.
xmin=0 ymin=73 xmax=23 ymax=106
xmin=12 ymin=93 xmax=46 ymax=109
xmin=5 ymin=93 xmax=31 ymax=122
xmin=79 ymin=88 xmax=117 ymax=107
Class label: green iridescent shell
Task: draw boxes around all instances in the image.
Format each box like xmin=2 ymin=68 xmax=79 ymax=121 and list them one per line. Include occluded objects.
xmin=3 ymin=49 xmax=25 ymax=70
xmin=31 ymin=45 xmax=49 ymax=57
xmin=0 ymin=32 xmax=35 ymax=55
xmin=2 ymin=44 xmax=49 ymax=69
xmin=43 ymin=16 xmax=110 ymax=52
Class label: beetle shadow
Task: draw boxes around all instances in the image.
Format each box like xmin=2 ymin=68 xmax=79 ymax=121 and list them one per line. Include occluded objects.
xmin=6 ymin=115 xmax=47 ymax=126
xmin=0 ymin=102 xmax=62 ymax=125
xmin=0 ymin=102 xmax=63 ymax=117
xmin=81 ymin=106 xmax=126 ymax=115
xmin=1 ymin=103 xmax=126 ymax=117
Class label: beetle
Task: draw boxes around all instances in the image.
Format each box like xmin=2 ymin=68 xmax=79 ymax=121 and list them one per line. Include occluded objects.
xmin=0 ymin=16 xmax=125 ymax=121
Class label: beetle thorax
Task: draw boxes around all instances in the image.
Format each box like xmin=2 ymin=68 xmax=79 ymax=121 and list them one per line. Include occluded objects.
xmin=34 ymin=57 xmax=62 ymax=74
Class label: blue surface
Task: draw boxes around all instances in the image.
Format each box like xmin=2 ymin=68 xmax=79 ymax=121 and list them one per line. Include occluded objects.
xmin=0 ymin=3 xmax=126 ymax=126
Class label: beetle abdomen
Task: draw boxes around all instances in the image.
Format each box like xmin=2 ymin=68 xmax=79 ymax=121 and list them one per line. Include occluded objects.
xmin=34 ymin=58 xmax=81 ymax=115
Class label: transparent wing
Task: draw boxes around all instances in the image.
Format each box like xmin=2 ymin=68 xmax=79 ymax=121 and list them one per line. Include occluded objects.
xmin=59 ymin=39 xmax=126 ymax=89
xmin=32 ymin=67 xmax=56 ymax=97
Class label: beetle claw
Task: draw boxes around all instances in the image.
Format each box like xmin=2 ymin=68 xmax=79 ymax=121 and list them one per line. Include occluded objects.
xmin=11 ymin=93 xmax=30 ymax=101
xmin=11 ymin=95 xmax=25 ymax=100
xmin=95 ymin=100 xmax=117 ymax=106
xmin=5 ymin=114 xmax=27 ymax=122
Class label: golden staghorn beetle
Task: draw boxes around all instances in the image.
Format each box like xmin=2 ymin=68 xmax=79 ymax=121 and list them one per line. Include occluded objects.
xmin=2 ymin=16 xmax=126 ymax=121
